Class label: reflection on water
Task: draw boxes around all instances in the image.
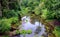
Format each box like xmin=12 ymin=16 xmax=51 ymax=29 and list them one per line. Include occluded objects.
xmin=20 ymin=16 xmax=46 ymax=37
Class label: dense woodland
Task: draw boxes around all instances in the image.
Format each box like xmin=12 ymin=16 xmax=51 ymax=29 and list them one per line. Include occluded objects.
xmin=0 ymin=0 xmax=60 ymax=37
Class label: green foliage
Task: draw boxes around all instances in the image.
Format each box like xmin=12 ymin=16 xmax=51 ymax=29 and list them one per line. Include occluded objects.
xmin=2 ymin=9 xmax=18 ymax=18
xmin=55 ymin=26 xmax=60 ymax=31
xmin=10 ymin=17 xmax=18 ymax=24
xmin=53 ymin=26 xmax=60 ymax=37
xmin=39 ymin=0 xmax=60 ymax=20
xmin=2 ymin=35 xmax=9 ymax=37
xmin=34 ymin=7 xmax=41 ymax=15
xmin=16 ymin=30 xmax=20 ymax=34
xmin=8 ymin=17 xmax=20 ymax=27
xmin=45 ymin=0 xmax=60 ymax=10
xmin=26 ymin=29 xmax=32 ymax=34
xmin=41 ymin=9 xmax=55 ymax=20
xmin=41 ymin=9 xmax=48 ymax=19
xmin=0 ymin=17 xmax=18 ymax=33
xmin=9 ymin=0 xmax=20 ymax=10
xmin=15 ymin=29 xmax=32 ymax=34
xmin=55 ymin=10 xmax=60 ymax=21
xmin=21 ymin=30 xmax=32 ymax=34
xmin=2 ymin=0 xmax=60 ymax=20
xmin=20 ymin=30 xmax=27 ymax=34
xmin=20 ymin=0 xmax=60 ymax=20
xmin=20 ymin=7 xmax=31 ymax=16
xmin=0 ymin=19 xmax=11 ymax=33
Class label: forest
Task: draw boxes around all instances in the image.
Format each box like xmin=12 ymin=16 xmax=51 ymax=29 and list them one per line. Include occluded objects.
xmin=0 ymin=0 xmax=60 ymax=37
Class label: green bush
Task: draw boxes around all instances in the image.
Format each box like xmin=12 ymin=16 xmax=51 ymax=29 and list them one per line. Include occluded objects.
xmin=2 ymin=9 xmax=18 ymax=18
xmin=53 ymin=26 xmax=60 ymax=37
xmin=21 ymin=30 xmax=27 ymax=34
xmin=15 ymin=29 xmax=32 ymax=35
xmin=0 ymin=19 xmax=11 ymax=33
xmin=20 ymin=30 xmax=32 ymax=34
xmin=26 ymin=30 xmax=32 ymax=34
xmin=41 ymin=9 xmax=56 ymax=20
xmin=8 ymin=17 xmax=19 ymax=27
xmin=34 ymin=7 xmax=41 ymax=15
xmin=10 ymin=17 xmax=18 ymax=24
xmin=16 ymin=30 xmax=20 ymax=34
xmin=56 ymin=10 xmax=60 ymax=21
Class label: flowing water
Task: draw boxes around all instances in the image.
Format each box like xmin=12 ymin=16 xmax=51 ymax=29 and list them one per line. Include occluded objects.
xmin=18 ymin=16 xmax=46 ymax=37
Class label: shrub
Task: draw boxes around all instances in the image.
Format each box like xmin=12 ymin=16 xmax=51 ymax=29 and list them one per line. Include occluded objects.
xmin=0 ymin=19 xmax=11 ymax=33
xmin=26 ymin=30 xmax=32 ymax=34
xmin=16 ymin=30 xmax=20 ymax=34
xmin=53 ymin=26 xmax=60 ymax=37
xmin=20 ymin=30 xmax=32 ymax=34
xmin=2 ymin=9 xmax=18 ymax=18
xmin=10 ymin=17 xmax=18 ymax=24
xmin=15 ymin=29 xmax=32 ymax=35
xmin=20 ymin=30 xmax=26 ymax=34
xmin=41 ymin=9 xmax=56 ymax=20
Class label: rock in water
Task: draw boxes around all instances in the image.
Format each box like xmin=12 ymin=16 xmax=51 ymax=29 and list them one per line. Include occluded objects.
xmin=35 ymin=26 xmax=41 ymax=34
